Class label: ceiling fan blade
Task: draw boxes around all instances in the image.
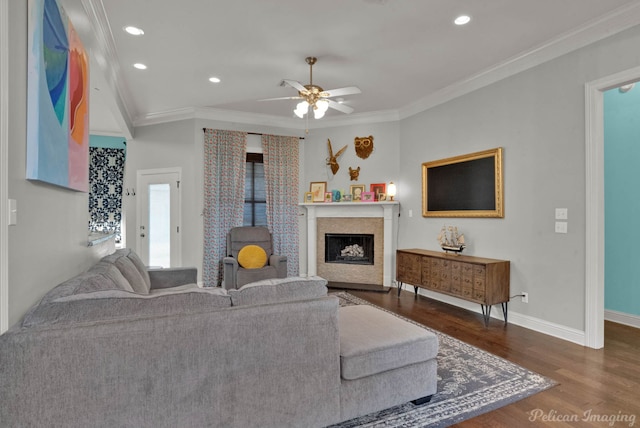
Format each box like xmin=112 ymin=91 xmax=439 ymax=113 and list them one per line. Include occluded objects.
xmin=322 ymin=86 xmax=361 ymax=97
xmin=327 ymin=100 xmax=354 ymax=114
xmin=258 ymin=96 xmax=303 ymax=102
xmin=282 ymin=79 xmax=308 ymax=94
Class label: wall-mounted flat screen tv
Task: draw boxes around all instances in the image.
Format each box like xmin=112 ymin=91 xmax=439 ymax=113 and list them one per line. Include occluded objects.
xmin=422 ymin=147 xmax=504 ymax=218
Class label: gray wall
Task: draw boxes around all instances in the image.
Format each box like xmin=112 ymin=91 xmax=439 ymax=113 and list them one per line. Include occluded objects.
xmin=6 ymin=1 xmax=113 ymax=328
xmin=122 ymin=119 xmax=308 ymax=284
xmin=398 ymin=24 xmax=640 ymax=331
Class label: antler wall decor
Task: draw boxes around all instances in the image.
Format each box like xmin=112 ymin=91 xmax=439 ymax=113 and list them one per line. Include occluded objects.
xmin=326 ymin=139 xmax=347 ymax=175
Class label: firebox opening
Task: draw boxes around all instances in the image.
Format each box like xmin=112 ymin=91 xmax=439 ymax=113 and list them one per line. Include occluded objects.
xmin=325 ymin=233 xmax=374 ymax=265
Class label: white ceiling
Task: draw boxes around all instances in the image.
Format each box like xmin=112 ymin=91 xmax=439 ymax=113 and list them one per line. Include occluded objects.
xmin=61 ymin=0 xmax=640 ymax=137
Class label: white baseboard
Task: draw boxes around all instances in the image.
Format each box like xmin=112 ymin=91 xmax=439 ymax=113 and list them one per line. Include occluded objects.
xmin=411 ymin=287 xmax=586 ymax=346
xmin=605 ymin=309 xmax=640 ymax=329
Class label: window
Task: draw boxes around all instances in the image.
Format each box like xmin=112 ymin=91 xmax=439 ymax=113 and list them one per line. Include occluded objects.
xmin=244 ymin=153 xmax=267 ymax=226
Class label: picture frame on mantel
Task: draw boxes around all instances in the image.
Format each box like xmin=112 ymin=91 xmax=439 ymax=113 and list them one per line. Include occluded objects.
xmin=310 ymin=181 xmax=327 ymax=202
xmin=361 ymin=191 xmax=375 ymax=202
xmin=304 ymin=192 xmax=313 ymax=203
xmin=370 ymin=183 xmax=386 ymax=201
xmin=350 ymin=184 xmax=365 ymax=201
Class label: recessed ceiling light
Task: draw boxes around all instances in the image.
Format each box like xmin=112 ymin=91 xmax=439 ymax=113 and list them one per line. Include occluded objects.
xmin=124 ymin=26 xmax=144 ymax=36
xmin=454 ymin=15 xmax=471 ymax=25
xmin=209 ymin=77 xmax=221 ymax=83
xmin=133 ymin=63 xmax=147 ymax=70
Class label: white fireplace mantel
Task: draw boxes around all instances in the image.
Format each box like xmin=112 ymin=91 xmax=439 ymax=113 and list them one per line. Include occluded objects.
xmin=300 ymin=202 xmax=399 ymax=286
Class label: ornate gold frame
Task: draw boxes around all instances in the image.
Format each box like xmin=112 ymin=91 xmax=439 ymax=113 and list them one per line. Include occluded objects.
xmin=422 ymin=147 xmax=504 ymax=218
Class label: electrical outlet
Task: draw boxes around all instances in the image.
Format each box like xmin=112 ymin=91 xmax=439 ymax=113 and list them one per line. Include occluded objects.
xmin=521 ymin=292 xmax=529 ymax=303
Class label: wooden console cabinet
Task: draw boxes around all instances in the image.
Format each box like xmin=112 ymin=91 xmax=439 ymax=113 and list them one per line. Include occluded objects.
xmin=396 ymin=249 xmax=510 ymax=326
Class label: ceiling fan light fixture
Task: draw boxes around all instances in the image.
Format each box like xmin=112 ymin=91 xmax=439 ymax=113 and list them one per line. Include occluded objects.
xmin=313 ymin=108 xmax=326 ymax=119
xmin=316 ymin=99 xmax=329 ymax=113
xmin=294 ymin=101 xmax=309 ymax=118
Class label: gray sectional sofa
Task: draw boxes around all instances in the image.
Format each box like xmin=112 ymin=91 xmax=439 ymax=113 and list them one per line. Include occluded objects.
xmin=0 ymin=248 xmax=438 ymax=427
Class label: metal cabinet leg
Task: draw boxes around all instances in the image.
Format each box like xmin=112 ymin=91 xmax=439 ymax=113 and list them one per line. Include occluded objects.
xmin=397 ymin=281 xmax=403 ymax=297
xmin=480 ymin=304 xmax=492 ymax=327
xmin=481 ymin=303 xmax=509 ymax=327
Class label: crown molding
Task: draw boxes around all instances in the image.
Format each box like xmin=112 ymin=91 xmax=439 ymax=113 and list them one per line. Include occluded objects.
xmin=90 ymin=1 xmax=640 ymax=133
xmin=400 ymin=2 xmax=640 ymax=119
xmin=134 ymin=106 xmax=400 ymax=130
xmin=80 ymin=0 xmax=135 ymax=137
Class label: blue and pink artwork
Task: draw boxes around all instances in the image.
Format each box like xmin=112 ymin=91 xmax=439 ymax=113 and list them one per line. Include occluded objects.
xmin=27 ymin=0 xmax=89 ymax=192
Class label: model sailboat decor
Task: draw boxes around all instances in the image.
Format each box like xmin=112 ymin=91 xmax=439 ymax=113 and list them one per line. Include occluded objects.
xmin=437 ymin=225 xmax=466 ymax=254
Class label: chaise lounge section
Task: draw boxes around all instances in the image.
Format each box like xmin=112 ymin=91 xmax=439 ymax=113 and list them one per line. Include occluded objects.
xmin=0 ymin=249 xmax=437 ymax=427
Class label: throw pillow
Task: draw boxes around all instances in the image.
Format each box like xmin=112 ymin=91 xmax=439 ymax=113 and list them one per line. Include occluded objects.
xmin=237 ymin=245 xmax=268 ymax=269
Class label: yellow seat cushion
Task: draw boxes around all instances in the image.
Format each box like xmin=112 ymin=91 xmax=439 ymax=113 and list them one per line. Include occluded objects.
xmin=237 ymin=245 xmax=268 ymax=269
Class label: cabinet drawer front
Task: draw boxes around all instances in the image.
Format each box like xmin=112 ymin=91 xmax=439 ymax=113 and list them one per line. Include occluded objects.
xmin=473 ymin=288 xmax=486 ymax=301
xmin=473 ymin=265 xmax=486 ymax=277
xmin=474 ymin=277 xmax=485 ymax=289
xmin=461 ymin=286 xmax=473 ymax=298
xmin=451 ymin=262 xmax=462 ymax=277
xmin=421 ymin=256 xmax=431 ymax=279
xmin=462 ymin=264 xmax=474 ymax=276
xmin=421 ymin=266 xmax=430 ymax=280
xmin=431 ymin=259 xmax=443 ymax=270
xmin=396 ymin=253 xmax=422 ymax=284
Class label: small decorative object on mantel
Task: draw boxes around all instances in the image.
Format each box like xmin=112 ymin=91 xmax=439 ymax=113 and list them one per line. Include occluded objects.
xmin=437 ymin=225 xmax=466 ymax=254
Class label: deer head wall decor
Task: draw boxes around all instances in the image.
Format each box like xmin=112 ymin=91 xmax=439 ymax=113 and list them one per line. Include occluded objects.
xmin=326 ymin=139 xmax=347 ymax=175
xmin=349 ymin=166 xmax=360 ymax=181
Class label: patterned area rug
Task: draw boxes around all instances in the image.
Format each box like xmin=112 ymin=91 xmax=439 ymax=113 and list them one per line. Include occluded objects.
xmin=329 ymin=292 xmax=557 ymax=428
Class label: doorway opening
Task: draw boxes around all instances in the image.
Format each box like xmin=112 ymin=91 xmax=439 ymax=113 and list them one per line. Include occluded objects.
xmin=136 ymin=168 xmax=182 ymax=267
xmin=585 ymin=65 xmax=640 ymax=349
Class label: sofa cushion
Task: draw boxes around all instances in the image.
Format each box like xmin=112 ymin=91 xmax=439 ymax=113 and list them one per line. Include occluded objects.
xmin=88 ymin=262 xmax=135 ymax=293
xmin=236 ymin=265 xmax=278 ymax=288
xmin=237 ymin=245 xmax=268 ymax=269
xmin=34 ymin=270 xmax=121 ymax=306
xmin=229 ymin=276 xmax=328 ymax=306
xmin=123 ymin=249 xmax=151 ymax=291
xmin=338 ymin=305 xmax=438 ymax=380
xmin=114 ymin=256 xmax=150 ymax=294
xmin=22 ymin=286 xmax=231 ymax=328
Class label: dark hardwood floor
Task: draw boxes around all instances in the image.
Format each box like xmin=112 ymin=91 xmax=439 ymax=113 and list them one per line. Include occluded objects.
xmin=348 ymin=289 xmax=640 ymax=427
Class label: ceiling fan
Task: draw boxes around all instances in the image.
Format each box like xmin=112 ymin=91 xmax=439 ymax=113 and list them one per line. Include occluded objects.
xmin=264 ymin=56 xmax=361 ymax=119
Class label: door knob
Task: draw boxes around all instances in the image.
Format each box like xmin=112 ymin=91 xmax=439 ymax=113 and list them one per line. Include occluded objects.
xmin=140 ymin=233 xmax=145 ymax=238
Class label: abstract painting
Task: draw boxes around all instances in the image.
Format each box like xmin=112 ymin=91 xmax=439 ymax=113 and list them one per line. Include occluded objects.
xmin=27 ymin=0 xmax=89 ymax=192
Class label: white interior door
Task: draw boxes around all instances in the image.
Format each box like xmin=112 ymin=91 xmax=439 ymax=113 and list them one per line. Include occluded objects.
xmin=137 ymin=168 xmax=181 ymax=267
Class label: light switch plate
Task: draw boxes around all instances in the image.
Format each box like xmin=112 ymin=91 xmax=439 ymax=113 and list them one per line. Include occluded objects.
xmin=555 ymin=221 xmax=567 ymax=234
xmin=555 ymin=208 xmax=568 ymax=220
